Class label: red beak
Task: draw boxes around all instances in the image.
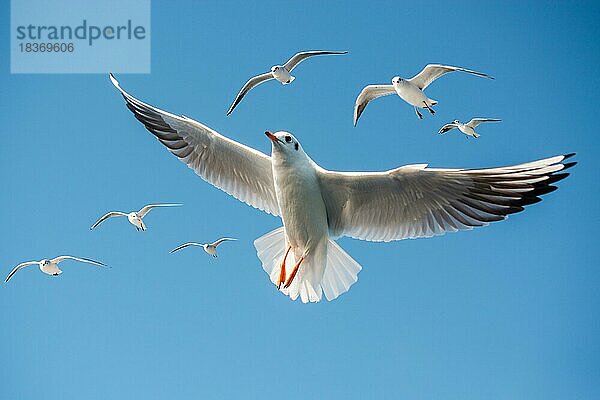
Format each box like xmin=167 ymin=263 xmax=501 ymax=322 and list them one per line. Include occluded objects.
xmin=265 ymin=131 xmax=282 ymax=143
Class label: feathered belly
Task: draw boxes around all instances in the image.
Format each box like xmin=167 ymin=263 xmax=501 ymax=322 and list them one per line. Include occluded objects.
xmin=459 ymin=126 xmax=475 ymax=135
xmin=274 ymin=171 xmax=329 ymax=253
xmin=397 ymin=86 xmax=429 ymax=107
xmin=273 ymin=69 xmax=292 ymax=83
xmin=41 ymin=263 xmax=61 ymax=275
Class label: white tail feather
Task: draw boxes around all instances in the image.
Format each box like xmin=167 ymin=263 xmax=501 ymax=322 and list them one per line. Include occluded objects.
xmin=254 ymin=227 xmax=287 ymax=285
xmin=254 ymin=227 xmax=362 ymax=303
xmin=321 ymin=240 xmax=362 ymax=301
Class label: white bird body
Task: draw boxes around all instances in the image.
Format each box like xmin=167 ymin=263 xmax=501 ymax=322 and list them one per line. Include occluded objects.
xmin=270 ymin=134 xmax=330 ymax=293
xmin=203 ymin=244 xmax=217 ymax=256
xmin=4 ymin=256 xmax=107 ymax=283
xmin=40 ymin=260 xmax=62 ymax=276
xmin=39 ymin=259 xmax=62 ymax=276
xmin=127 ymin=212 xmax=146 ymax=230
xmin=271 ymin=66 xmax=294 ymax=84
xmin=111 ymin=74 xmax=575 ymax=304
xmin=393 ymin=78 xmax=436 ymax=108
xmin=456 ymin=123 xmax=478 ymax=138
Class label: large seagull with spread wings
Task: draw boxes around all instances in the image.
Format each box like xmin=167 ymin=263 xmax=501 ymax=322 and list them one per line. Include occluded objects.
xmin=110 ymin=74 xmax=575 ymax=304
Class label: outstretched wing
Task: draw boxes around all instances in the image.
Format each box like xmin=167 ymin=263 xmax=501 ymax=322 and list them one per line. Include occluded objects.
xmin=317 ymin=154 xmax=575 ymax=242
xmin=438 ymin=123 xmax=458 ymax=134
xmin=170 ymin=243 xmax=203 ymax=253
xmin=226 ymin=72 xmax=273 ymax=115
xmin=50 ymin=256 xmax=108 ymax=268
xmin=138 ymin=204 xmax=182 ymax=218
xmin=353 ymin=85 xmax=396 ymax=126
xmin=90 ymin=211 xmax=128 ymax=230
xmin=466 ymin=118 xmax=501 ymax=128
xmin=110 ymin=74 xmax=280 ymax=216
xmin=408 ymin=64 xmax=493 ymax=90
xmin=211 ymin=237 xmax=238 ymax=247
xmin=4 ymin=261 xmax=39 ymax=283
xmin=283 ymin=50 xmax=348 ymax=72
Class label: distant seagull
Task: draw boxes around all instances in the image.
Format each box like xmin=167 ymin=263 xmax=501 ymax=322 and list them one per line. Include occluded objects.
xmin=438 ymin=118 xmax=501 ymax=138
xmin=226 ymin=50 xmax=348 ymax=115
xmin=353 ymin=64 xmax=493 ymax=124
xmin=170 ymin=238 xmax=238 ymax=258
xmin=90 ymin=204 xmax=182 ymax=231
xmin=4 ymin=256 xmax=107 ymax=283
xmin=110 ymin=73 xmax=575 ymax=304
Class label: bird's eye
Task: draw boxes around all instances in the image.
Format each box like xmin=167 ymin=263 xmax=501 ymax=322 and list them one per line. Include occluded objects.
xmin=285 ymin=135 xmax=292 ymax=143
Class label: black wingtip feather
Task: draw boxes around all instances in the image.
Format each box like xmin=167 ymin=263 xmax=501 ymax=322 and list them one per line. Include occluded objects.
xmin=504 ymin=205 xmax=525 ymax=215
xmin=518 ymin=196 xmax=542 ymax=206
xmin=531 ymin=185 xmax=558 ymax=197
xmin=545 ymin=172 xmax=570 ymax=185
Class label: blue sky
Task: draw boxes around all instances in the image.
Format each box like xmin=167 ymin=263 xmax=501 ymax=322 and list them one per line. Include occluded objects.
xmin=1 ymin=1 xmax=599 ymax=399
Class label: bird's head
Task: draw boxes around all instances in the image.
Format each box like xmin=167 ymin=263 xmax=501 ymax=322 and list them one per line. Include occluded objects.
xmin=453 ymin=120 xmax=460 ymax=124
xmin=392 ymin=76 xmax=403 ymax=84
xmin=265 ymin=131 xmax=307 ymax=164
xmin=271 ymin=66 xmax=281 ymax=73
xmin=41 ymin=259 xmax=49 ymax=266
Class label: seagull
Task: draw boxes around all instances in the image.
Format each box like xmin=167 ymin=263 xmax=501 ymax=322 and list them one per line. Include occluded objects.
xmin=90 ymin=204 xmax=182 ymax=231
xmin=110 ymin=73 xmax=575 ymax=304
xmin=438 ymin=118 xmax=501 ymax=138
xmin=226 ymin=50 xmax=348 ymax=115
xmin=4 ymin=256 xmax=108 ymax=283
xmin=353 ymin=64 xmax=493 ymax=124
xmin=170 ymin=238 xmax=238 ymax=258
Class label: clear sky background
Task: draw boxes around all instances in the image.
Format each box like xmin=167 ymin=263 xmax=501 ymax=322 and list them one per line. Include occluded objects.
xmin=1 ymin=1 xmax=599 ymax=399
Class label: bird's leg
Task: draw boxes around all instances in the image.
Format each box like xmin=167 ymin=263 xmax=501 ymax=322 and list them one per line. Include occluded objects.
xmin=278 ymin=245 xmax=292 ymax=289
xmin=284 ymin=256 xmax=305 ymax=289
xmin=414 ymin=107 xmax=423 ymax=119
xmin=423 ymin=101 xmax=435 ymax=114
